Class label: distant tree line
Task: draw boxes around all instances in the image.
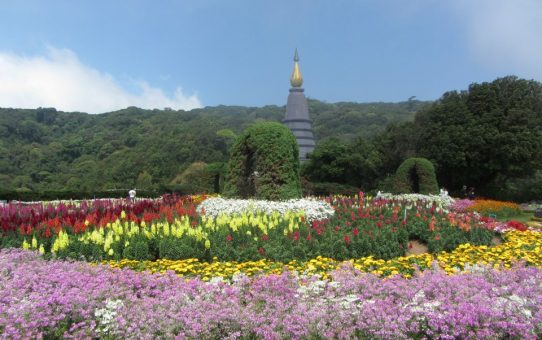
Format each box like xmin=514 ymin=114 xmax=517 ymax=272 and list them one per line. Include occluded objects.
xmin=0 ymin=99 xmax=426 ymax=200
xmin=2 ymin=76 xmax=539 ymax=202
xmin=302 ymin=76 xmax=542 ymax=202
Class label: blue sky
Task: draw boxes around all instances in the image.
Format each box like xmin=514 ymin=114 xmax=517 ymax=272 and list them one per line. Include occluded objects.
xmin=0 ymin=0 xmax=541 ymax=113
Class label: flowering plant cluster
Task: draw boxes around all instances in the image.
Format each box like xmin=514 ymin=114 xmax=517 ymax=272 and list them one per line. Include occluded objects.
xmin=197 ymin=196 xmax=335 ymax=222
xmin=1 ymin=248 xmax=541 ymax=339
xmin=466 ymin=199 xmax=521 ymax=217
xmin=7 ymin=194 xmax=499 ymax=263
xmin=375 ymin=192 xmax=455 ymax=211
xmin=105 ymin=230 xmax=542 ymax=280
xmin=2 ymin=193 xmax=506 ymax=264
xmin=449 ymin=198 xmax=476 ymax=212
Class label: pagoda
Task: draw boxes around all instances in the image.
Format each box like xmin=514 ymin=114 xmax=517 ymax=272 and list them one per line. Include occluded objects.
xmin=283 ymin=49 xmax=315 ymax=162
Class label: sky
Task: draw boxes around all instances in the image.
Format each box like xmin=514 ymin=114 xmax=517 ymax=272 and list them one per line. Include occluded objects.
xmin=0 ymin=0 xmax=541 ymax=114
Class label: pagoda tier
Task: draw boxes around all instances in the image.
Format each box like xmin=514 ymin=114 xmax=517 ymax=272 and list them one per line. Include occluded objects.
xmin=283 ymin=49 xmax=315 ymax=162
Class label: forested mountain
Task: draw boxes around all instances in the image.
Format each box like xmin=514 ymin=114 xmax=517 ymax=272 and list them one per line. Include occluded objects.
xmin=0 ymin=99 xmax=428 ymax=196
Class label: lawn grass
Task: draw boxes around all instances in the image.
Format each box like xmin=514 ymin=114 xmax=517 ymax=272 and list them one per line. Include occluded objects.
xmin=496 ymin=211 xmax=534 ymax=223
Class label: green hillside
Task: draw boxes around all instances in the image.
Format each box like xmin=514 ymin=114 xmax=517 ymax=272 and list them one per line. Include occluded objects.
xmin=0 ymin=99 xmax=428 ymax=196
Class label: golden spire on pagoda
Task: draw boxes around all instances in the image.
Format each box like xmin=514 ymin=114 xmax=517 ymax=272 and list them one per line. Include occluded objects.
xmin=290 ymin=48 xmax=303 ymax=88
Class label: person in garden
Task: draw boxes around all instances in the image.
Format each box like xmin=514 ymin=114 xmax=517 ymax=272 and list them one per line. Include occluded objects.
xmin=460 ymin=185 xmax=467 ymax=198
xmin=128 ymin=188 xmax=136 ymax=202
xmin=468 ymin=187 xmax=475 ymax=200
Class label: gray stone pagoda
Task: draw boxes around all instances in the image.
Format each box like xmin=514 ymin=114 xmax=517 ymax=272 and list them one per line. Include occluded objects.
xmin=283 ymin=49 xmax=315 ymax=162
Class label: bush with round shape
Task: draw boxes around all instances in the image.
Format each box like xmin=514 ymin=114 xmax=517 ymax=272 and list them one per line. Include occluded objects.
xmin=394 ymin=157 xmax=439 ymax=194
xmin=224 ymin=122 xmax=301 ymax=200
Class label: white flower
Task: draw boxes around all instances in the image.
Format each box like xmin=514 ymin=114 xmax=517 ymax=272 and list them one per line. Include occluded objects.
xmin=94 ymin=299 xmax=123 ymax=334
xmin=197 ymin=197 xmax=335 ymax=222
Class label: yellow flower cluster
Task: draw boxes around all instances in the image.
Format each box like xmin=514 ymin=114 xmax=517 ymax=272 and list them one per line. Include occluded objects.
xmin=436 ymin=231 xmax=542 ymax=274
xmin=25 ymin=209 xmax=306 ymax=258
xmin=51 ymin=230 xmax=70 ymax=254
xmin=103 ymin=231 xmax=542 ymax=280
xmin=21 ymin=236 xmax=45 ymax=254
xmin=200 ymin=210 xmax=303 ymax=234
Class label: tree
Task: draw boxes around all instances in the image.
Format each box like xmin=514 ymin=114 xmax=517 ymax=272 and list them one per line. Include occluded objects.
xmin=394 ymin=158 xmax=439 ymax=194
xmin=302 ymin=137 xmax=383 ymax=190
xmin=136 ymin=171 xmax=154 ymax=190
xmin=415 ymin=76 xmax=542 ymax=197
xmin=224 ymin=122 xmax=301 ymax=200
xmin=170 ymin=162 xmax=214 ymax=193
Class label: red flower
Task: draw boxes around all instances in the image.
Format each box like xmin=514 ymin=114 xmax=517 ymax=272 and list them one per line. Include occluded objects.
xmin=507 ymin=220 xmax=528 ymax=231
xmin=293 ymin=231 xmax=300 ymax=241
xmin=226 ymin=234 xmax=233 ymax=242
xmin=434 ymin=234 xmax=441 ymax=241
xmin=335 ymin=225 xmax=341 ymax=231
xmin=261 ymin=234 xmax=269 ymax=241
xmin=306 ymin=234 xmax=311 ymax=241
xmin=408 ymin=242 xmax=413 ymax=249
xmin=258 ymin=247 xmax=265 ymax=255
xmin=344 ymin=235 xmax=350 ymax=245
xmin=377 ymin=221 xmax=382 ymax=228
xmin=352 ymin=228 xmax=359 ymax=236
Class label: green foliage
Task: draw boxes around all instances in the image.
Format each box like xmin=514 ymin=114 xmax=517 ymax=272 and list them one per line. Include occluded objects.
xmin=414 ymin=76 xmax=542 ymax=198
xmin=302 ymin=181 xmax=359 ymax=196
xmin=122 ymin=239 xmax=152 ymax=260
xmin=302 ymin=137 xmax=383 ymax=190
xmin=170 ymin=161 xmax=214 ymax=193
xmin=224 ymin=122 xmax=301 ymax=200
xmin=0 ymin=101 xmax=422 ymax=200
xmin=394 ymin=158 xmax=439 ymax=194
xmin=158 ymin=237 xmax=207 ymax=260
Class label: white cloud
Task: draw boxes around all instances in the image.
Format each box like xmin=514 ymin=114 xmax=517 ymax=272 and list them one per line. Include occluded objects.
xmin=0 ymin=47 xmax=202 ymax=114
xmin=453 ymin=0 xmax=542 ymax=78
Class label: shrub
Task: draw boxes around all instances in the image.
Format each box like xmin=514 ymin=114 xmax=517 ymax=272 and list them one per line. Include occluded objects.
xmin=158 ymin=237 xmax=207 ymax=260
xmin=123 ymin=239 xmax=152 ymax=261
xmin=302 ymin=181 xmax=359 ymax=196
xmin=394 ymin=158 xmax=438 ymax=194
xmin=224 ymin=122 xmax=301 ymax=200
xmin=170 ymin=162 xmax=214 ymax=193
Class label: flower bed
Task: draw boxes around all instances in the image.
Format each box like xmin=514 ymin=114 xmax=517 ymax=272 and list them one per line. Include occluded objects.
xmin=104 ymin=230 xmax=542 ymax=280
xmin=1 ymin=249 xmax=541 ymax=339
xmin=197 ymin=197 xmax=335 ymax=222
xmin=466 ymin=199 xmax=521 ymax=218
xmin=7 ymin=194 xmax=498 ymax=263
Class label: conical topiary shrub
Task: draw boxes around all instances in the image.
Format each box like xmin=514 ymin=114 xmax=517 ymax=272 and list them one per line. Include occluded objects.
xmin=394 ymin=157 xmax=439 ymax=194
xmin=224 ymin=122 xmax=301 ymax=200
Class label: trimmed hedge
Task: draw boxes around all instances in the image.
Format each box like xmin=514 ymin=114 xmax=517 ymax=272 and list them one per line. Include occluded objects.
xmin=394 ymin=157 xmax=439 ymax=194
xmin=224 ymin=122 xmax=301 ymax=200
xmin=302 ymin=180 xmax=359 ymax=196
xmin=0 ymin=189 xmax=161 ymax=201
